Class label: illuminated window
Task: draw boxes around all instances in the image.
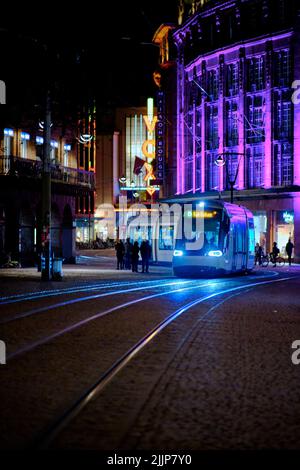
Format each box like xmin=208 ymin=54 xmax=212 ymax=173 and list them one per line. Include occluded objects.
xmin=274 ymin=50 xmax=291 ymax=88
xmin=4 ymin=129 xmax=14 ymax=157
xmin=20 ymin=132 xmax=30 ymax=159
xmin=206 ymin=151 xmax=219 ymax=191
xmin=246 ymin=95 xmax=265 ymax=144
xmin=225 ymin=101 xmax=238 ymax=147
xmin=226 ymin=63 xmax=239 ymax=97
xmin=206 ymin=105 xmax=218 ymax=150
xmin=274 ymin=143 xmax=292 ymax=187
xmin=247 ymin=57 xmax=265 ymax=92
xmin=274 ymin=93 xmax=292 ymax=140
xmin=184 ymin=156 xmax=193 ymax=192
xmin=207 ymin=69 xmax=219 ymax=101
xmin=50 ymin=141 xmax=58 ymax=163
xmin=247 ymin=145 xmax=264 ymax=188
xmin=196 ymin=107 xmax=202 ymax=190
xmin=64 ymin=144 xmax=71 ymax=167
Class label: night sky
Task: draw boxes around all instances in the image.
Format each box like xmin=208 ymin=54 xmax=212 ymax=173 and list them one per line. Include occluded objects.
xmin=1 ymin=1 xmax=178 ymax=125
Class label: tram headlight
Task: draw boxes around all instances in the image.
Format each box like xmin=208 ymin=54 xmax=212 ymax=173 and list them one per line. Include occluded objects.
xmin=208 ymin=250 xmax=223 ymax=257
xmin=173 ymin=250 xmax=184 ymax=257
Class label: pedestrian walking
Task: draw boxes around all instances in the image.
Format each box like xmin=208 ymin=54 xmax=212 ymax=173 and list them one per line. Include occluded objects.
xmin=285 ymin=238 xmax=294 ymax=266
xmin=140 ymin=240 xmax=152 ymax=273
xmin=115 ymin=239 xmax=125 ymax=270
xmin=124 ymin=238 xmax=133 ymax=270
xmin=271 ymin=241 xmax=280 ymax=267
xmin=131 ymin=241 xmax=140 ymax=273
xmin=255 ymin=243 xmax=263 ymax=266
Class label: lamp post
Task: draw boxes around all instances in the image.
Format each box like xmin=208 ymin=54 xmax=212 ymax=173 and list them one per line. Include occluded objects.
xmin=41 ymin=91 xmax=52 ymax=280
xmin=215 ymin=152 xmax=245 ymax=204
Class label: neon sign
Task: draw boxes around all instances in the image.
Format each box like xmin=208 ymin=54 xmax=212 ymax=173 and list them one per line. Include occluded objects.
xmin=155 ymin=90 xmax=165 ymax=183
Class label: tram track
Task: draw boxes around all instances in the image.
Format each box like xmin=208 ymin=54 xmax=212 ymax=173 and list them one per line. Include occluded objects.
xmin=0 ymin=270 xmax=280 ymax=326
xmin=5 ymin=272 xmax=284 ymax=362
xmin=6 ymin=280 xmax=216 ymax=361
xmin=33 ymin=274 xmax=295 ymax=449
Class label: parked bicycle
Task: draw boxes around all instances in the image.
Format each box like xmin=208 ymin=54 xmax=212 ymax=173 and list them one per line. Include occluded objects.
xmin=261 ymin=253 xmax=285 ymax=267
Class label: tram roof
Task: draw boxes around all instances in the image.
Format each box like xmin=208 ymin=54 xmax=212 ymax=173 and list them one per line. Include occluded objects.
xmin=159 ymin=195 xmax=251 ymax=217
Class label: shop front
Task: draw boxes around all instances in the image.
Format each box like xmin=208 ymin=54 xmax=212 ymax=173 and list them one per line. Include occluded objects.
xmin=275 ymin=210 xmax=294 ymax=255
xmin=75 ymin=216 xmax=94 ymax=246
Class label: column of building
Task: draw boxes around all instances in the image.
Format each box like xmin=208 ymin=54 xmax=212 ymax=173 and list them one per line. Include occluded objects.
xmin=218 ymin=55 xmax=225 ymax=191
xmin=238 ymin=48 xmax=245 ymax=189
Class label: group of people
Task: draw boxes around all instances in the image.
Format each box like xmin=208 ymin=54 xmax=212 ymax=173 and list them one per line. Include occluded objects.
xmin=115 ymin=238 xmax=152 ymax=273
xmin=255 ymin=238 xmax=294 ymax=267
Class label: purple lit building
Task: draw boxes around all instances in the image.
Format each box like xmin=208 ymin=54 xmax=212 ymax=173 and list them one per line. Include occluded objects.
xmin=172 ymin=0 xmax=300 ymax=261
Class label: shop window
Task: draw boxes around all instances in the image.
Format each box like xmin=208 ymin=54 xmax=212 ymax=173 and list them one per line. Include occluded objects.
xmin=276 ymin=211 xmax=294 ymax=255
xmin=253 ymin=212 xmax=267 ymax=249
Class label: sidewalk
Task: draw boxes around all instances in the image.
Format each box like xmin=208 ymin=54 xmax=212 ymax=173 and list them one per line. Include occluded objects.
xmin=1 ymin=250 xmax=299 ymax=297
xmin=0 ymin=251 xmax=174 ymax=296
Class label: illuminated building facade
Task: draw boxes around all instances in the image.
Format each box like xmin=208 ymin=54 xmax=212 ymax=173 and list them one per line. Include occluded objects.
xmin=173 ymin=0 xmax=300 ymax=260
xmin=94 ymin=101 xmax=158 ymax=240
xmin=74 ymin=106 xmax=97 ymax=245
xmin=0 ymin=121 xmax=95 ymax=265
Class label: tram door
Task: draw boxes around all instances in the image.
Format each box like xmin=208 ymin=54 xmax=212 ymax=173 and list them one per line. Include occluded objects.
xmin=232 ymin=221 xmax=245 ymax=270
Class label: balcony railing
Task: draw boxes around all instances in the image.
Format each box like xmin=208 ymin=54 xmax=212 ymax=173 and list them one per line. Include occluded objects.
xmin=0 ymin=155 xmax=95 ymax=189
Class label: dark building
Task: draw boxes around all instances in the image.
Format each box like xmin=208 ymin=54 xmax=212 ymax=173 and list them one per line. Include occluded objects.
xmin=172 ymin=0 xmax=300 ymax=261
xmin=0 ymin=121 xmax=95 ymax=266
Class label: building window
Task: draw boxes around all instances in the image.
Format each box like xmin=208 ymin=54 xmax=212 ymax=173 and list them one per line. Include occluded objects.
xmin=274 ymin=93 xmax=292 ymax=140
xmin=206 ymin=105 xmax=219 ymax=150
xmin=225 ymin=101 xmax=239 ymax=147
xmin=247 ymin=145 xmax=264 ymax=188
xmin=125 ymin=114 xmax=147 ymax=187
xmin=207 ymin=69 xmax=219 ymax=101
xmin=35 ymin=136 xmax=44 ymax=160
xmin=247 ymin=56 xmax=265 ymax=92
xmin=20 ymin=132 xmax=30 ymax=159
xmin=224 ymin=154 xmax=239 ymax=191
xmin=226 ymin=63 xmax=239 ymax=97
xmin=50 ymin=140 xmax=58 ymax=163
xmin=184 ymin=110 xmax=194 ymax=158
xmin=195 ymin=107 xmax=202 ymax=190
xmin=64 ymin=144 xmax=71 ymax=167
xmin=246 ymin=95 xmax=265 ymax=144
xmin=206 ymin=152 xmax=219 ymax=191
xmin=4 ymin=128 xmax=14 ymax=157
xmin=274 ymin=143 xmax=292 ymax=187
xmin=184 ymin=156 xmax=193 ymax=192
xmin=274 ymin=50 xmax=291 ymax=88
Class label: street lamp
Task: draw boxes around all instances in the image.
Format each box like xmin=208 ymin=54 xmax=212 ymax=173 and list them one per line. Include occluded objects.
xmin=215 ymin=152 xmax=245 ymax=204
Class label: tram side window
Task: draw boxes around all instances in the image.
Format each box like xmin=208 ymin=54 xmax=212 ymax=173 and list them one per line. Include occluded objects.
xmin=248 ymin=219 xmax=255 ymax=254
xmin=159 ymin=226 xmax=174 ymax=250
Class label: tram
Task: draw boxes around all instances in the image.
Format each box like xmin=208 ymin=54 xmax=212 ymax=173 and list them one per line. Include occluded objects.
xmin=126 ymin=198 xmax=255 ymax=276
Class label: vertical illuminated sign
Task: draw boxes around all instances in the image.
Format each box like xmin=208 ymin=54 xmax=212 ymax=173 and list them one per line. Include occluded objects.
xmin=155 ymin=90 xmax=165 ymax=183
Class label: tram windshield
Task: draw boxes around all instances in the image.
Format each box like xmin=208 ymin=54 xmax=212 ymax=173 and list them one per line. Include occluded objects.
xmin=175 ymin=207 xmax=229 ymax=254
